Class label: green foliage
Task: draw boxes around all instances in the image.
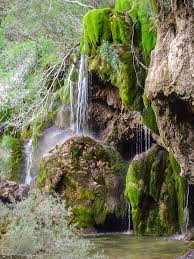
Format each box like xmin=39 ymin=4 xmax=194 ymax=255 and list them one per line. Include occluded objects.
xmin=0 ymin=190 xmax=94 ymax=256
xmin=0 ymin=0 xmax=95 ymax=133
xmin=0 ymin=135 xmax=22 ymax=181
xmin=100 ymin=41 xmax=120 ymax=71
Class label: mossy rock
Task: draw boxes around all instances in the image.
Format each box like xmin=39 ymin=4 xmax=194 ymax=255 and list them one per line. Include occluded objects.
xmin=115 ymin=0 xmax=157 ymax=64
xmin=81 ymin=8 xmax=147 ymax=111
xmin=37 ymin=136 xmax=128 ymax=230
xmin=142 ymin=95 xmax=159 ymax=133
xmin=125 ymin=144 xmax=185 ymax=235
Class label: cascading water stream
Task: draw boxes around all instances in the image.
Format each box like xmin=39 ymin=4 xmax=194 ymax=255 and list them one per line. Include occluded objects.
xmin=24 ymin=139 xmax=33 ymax=185
xmin=127 ymin=203 xmax=131 ymax=234
xmin=63 ymin=63 xmax=76 ymax=130
xmin=76 ymin=54 xmax=89 ymax=134
xmin=183 ymin=183 xmax=190 ymax=232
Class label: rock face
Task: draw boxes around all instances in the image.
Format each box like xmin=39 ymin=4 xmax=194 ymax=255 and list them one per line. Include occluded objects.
xmin=88 ymin=73 xmax=141 ymax=159
xmin=0 ymin=178 xmax=29 ymax=203
xmin=145 ymin=2 xmax=194 ymax=182
xmin=125 ymin=144 xmax=186 ymax=235
xmin=36 ymin=136 xmax=128 ymax=231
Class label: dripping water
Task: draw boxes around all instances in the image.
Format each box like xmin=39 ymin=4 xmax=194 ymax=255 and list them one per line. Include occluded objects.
xmin=24 ymin=139 xmax=33 ymax=185
xmin=183 ymin=183 xmax=190 ymax=232
xmin=76 ymin=55 xmax=89 ymax=134
xmin=144 ymin=126 xmax=151 ymax=152
xmin=127 ymin=203 xmax=131 ymax=233
xmin=136 ymin=124 xmax=151 ymax=154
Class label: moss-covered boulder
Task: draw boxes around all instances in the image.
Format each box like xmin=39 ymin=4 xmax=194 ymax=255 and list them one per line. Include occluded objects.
xmin=37 ymin=136 xmax=128 ymax=231
xmin=125 ymin=144 xmax=187 ymax=235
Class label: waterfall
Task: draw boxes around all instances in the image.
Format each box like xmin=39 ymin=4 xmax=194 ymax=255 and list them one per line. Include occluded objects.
xmin=24 ymin=139 xmax=33 ymax=185
xmin=183 ymin=183 xmax=190 ymax=232
xmin=136 ymin=124 xmax=151 ymax=154
xmin=64 ymin=63 xmax=76 ymax=130
xmin=127 ymin=203 xmax=131 ymax=233
xmin=144 ymin=126 xmax=151 ymax=152
xmin=76 ymin=55 xmax=89 ymax=134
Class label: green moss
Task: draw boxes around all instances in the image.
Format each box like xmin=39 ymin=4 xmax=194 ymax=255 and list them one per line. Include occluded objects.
xmin=0 ymin=135 xmax=22 ymax=181
xmin=36 ymin=169 xmax=48 ymax=189
xmin=81 ymin=8 xmax=132 ymax=55
xmin=38 ymin=136 xmax=127 ymax=229
xmin=125 ymin=145 xmax=180 ymax=235
xmin=142 ymin=95 xmax=159 ymax=133
xmin=115 ymin=0 xmax=157 ymax=64
xmin=89 ymin=45 xmax=144 ymax=110
xmin=168 ymin=147 xmax=187 ymax=232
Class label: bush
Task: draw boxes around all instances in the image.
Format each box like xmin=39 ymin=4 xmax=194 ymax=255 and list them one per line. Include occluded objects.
xmin=0 ymin=190 xmax=95 ymax=257
xmin=0 ymin=135 xmax=22 ymax=181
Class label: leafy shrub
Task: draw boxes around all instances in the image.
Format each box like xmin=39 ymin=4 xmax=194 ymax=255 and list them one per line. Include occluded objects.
xmin=100 ymin=40 xmax=120 ymax=71
xmin=0 ymin=190 xmax=95 ymax=257
xmin=0 ymin=135 xmax=22 ymax=181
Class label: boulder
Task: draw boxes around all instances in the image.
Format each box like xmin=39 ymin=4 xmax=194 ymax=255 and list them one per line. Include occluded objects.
xmin=0 ymin=178 xmax=29 ymax=203
xmin=36 ymin=136 xmax=128 ymax=231
xmin=125 ymin=144 xmax=187 ymax=235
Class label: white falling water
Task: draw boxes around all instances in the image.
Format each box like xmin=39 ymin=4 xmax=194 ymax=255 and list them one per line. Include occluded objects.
xmin=63 ymin=63 xmax=76 ymax=130
xmin=76 ymin=55 xmax=89 ymax=134
xmin=127 ymin=203 xmax=131 ymax=233
xmin=183 ymin=183 xmax=190 ymax=232
xmin=144 ymin=126 xmax=151 ymax=152
xmin=136 ymin=123 xmax=152 ymax=154
xmin=24 ymin=139 xmax=33 ymax=185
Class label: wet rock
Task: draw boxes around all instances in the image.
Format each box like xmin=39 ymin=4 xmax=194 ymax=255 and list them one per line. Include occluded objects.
xmin=184 ymin=228 xmax=194 ymax=241
xmin=177 ymin=249 xmax=194 ymax=259
xmin=0 ymin=178 xmax=29 ymax=203
xmin=88 ymin=73 xmax=142 ymax=159
xmin=36 ymin=136 xmax=128 ymax=231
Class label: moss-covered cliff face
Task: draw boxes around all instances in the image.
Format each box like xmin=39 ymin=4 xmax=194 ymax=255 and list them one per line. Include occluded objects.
xmin=37 ymin=136 xmax=128 ymax=231
xmin=81 ymin=1 xmax=158 ymax=133
xmin=81 ymin=8 xmax=144 ymax=111
xmin=125 ymin=144 xmax=187 ymax=235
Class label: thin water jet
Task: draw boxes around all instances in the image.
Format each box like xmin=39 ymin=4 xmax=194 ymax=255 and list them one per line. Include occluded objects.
xmin=76 ymin=55 xmax=89 ymax=134
xmin=24 ymin=139 xmax=33 ymax=185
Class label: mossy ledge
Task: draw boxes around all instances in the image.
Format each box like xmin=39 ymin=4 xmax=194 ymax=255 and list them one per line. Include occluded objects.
xmin=125 ymin=144 xmax=186 ymax=235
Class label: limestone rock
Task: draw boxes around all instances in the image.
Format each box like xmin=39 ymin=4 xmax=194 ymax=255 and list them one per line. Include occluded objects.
xmin=145 ymin=3 xmax=194 ymax=182
xmin=36 ymin=136 xmax=128 ymax=231
xmin=88 ymin=73 xmax=142 ymax=159
xmin=0 ymin=178 xmax=29 ymax=203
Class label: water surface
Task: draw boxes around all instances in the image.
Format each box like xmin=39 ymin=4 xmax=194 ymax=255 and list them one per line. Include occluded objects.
xmin=89 ymin=233 xmax=189 ymax=259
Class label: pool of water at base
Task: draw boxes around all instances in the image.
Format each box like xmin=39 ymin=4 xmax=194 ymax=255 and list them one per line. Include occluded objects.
xmin=88 ymin=233 xmax=189 ymax=259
